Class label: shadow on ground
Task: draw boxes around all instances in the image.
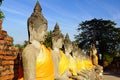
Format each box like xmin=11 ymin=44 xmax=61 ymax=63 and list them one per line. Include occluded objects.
xmin=104 ymin=71 xmax=120 ymax=78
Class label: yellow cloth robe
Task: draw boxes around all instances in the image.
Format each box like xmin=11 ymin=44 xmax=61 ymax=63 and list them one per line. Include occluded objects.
xmin=19 ymin=44 xmax=54 ymax=80
xmin=59 ymin=50 xmax=69 ymax=75
xmin=59 ymin=50 xmax=77 ymax=77
xmin=95 ymin=55 xmax=98 ymax=65
xmin=83 ymin=59 xmax=93 ymax=70
xmin=76 ymin=57 xmax=83 ymax=71
xmin=69 ymin=55 xmax=77 ymax=76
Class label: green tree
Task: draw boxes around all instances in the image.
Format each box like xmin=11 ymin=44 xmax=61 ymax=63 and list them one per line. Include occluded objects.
xmin=0 ymin=0 xmax=5 ymax=20
xmin=0 ymin=11 xmax=5 ymax=19
xmin=0 ymin=0 xmax=3 ymax=5
xmin=43 ymin=31 xmax=52 ymax=48
xmin=23 ymin=40 xmax=29 ymax=47
xmin=15 ymin=44 xmax=24 ymax=49
xmin=74 ymin=18 xmax=120 ymax=65
xmin=14 ymin=40 xmax=29 ymax=49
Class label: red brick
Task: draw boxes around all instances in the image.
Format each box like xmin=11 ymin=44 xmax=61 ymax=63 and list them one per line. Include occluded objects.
xmin=9 ymin=65 xmax=14 ymax=70
xmin=1 ymin=70 xmax=14 ymax=76
xmin=0 ymin=35 xmax=4 ymax=40
xmin=3 ymin=65 xmax=10 ymax=70
xmin=0 ymin=51 xmax=6 ymax=55
xmin=0 ymin=45 xmax=4 ymax=50
xmin=0 ymin=20 xmax=19 ymax=80
xmin=0 ymin=40 xmax=6 ymax=44
xmin=0 ymin=55 xmax=3 ymax=58
xmin=0 ymin=66 xmax=3 ymax=71
xmin=1 ymin=30 xmax=7 ymax=36
xmin=3 ymin=56 xmax=16 ymax=60
xmin=2 ymin=61 xmax=14 ymax=65
xmin=4 ymin=36 xmax=12 ymax=41
xmin=0 ymin=75 xmax=14 ymax=80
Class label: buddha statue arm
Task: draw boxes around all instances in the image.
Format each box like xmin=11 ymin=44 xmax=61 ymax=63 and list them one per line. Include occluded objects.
xmin=22 ymin=40 xmax=40 ymax=80
xmin=22 ymin=45 xmax=36 ymax=80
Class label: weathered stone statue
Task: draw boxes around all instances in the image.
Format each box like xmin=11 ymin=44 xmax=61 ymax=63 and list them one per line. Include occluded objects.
xmin=90 ymin=44 xmax=103 ymax=80
xmin=63 ymin=34 xmax=80 ymax=79
xmin=72 ymin=42 xmax=84 ymax=58
xmin=51 ymin=23 xmax=71 ymax=80
xmin=71 ymin=42 xmax=88 ymax=80
xmin=20 ymin=1 xmax=54 ymax=80
xmin=52 ymin=23 xmax=64 ymax=51
xmin=27 ymin=1 xmax=47 ymax=43
xmin=19 ymin=1 xmax=103 ymax=80
xmin=64 ymin=33 xmax=73 ymax=56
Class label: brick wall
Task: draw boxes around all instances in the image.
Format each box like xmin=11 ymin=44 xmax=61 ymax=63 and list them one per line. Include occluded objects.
xmin=0 ymin=20 xmax=19 ymax=80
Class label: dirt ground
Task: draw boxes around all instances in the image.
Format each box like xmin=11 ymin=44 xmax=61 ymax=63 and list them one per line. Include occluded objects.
xmin=104 ymin=71 xmax=120 ymax=80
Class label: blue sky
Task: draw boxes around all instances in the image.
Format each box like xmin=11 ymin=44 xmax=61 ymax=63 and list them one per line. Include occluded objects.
xmin=1 ymin=0 xmax=120 ymax=44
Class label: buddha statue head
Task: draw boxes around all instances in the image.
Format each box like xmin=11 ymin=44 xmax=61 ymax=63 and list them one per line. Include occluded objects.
xmin=51 ymin=23 xmax=64 ymax=50
xmin=64 ymin=33 xmax=73 ymax=55
xmin=72 ymin=42 xmax=84 ymax=58
xmin=27 ymin=1 xmax=48 ymax=43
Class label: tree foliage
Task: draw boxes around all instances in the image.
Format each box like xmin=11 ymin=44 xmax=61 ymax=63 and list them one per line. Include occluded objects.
xmin=43 ymin=31 xmax=52 ymax=48
xmin=14 ymin=40 xmax=29 ymax=50
xmin=0 ymin=0 xmax=5 ymax=19
xmin=23 ymin=40 xmax=29 ymax=47
xmin=15 ymin=44 xmax=24 ymax=49
xmin=74 ymin=18 xmax=120 ymax=59
xmin=0 ymin=10 xmax=5 ymax=19
xmin=0 ymin=0 xmax=3 ymax=6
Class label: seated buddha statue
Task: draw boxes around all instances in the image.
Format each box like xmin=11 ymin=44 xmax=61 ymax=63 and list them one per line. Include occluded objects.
xmin=51 ymin=23 xmax=71 ymax=80
xmin=19 ymin=1 xmax=54 ymax=80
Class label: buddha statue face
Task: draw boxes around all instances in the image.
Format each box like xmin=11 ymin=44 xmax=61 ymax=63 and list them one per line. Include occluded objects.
xmin=65 ymin=44 xmax=73 ymax=55
xmin=52 ymin=38 xmax=63 ymax=49
xmin=64 ymin=34 xmax=73 ymax=55
xmin=90 ymin=44 xmax=97 ymax=56
xmin=93 ymin=47 xmax=97 ymax=55
xmin=72 ymin=42 xmax=78 ymax=57
xmin=36 ymin=24 xmax=47 ymax=42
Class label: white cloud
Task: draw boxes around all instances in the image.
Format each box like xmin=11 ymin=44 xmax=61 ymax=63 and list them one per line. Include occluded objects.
xmin=112 ymin=10 xmax=120 ymax=20
xmin=3 ymin=7 xmax=27 ymax=17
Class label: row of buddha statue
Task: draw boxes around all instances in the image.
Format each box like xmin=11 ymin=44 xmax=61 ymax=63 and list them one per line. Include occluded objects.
xmin=18 ymin=1 xmax=103 ymax=80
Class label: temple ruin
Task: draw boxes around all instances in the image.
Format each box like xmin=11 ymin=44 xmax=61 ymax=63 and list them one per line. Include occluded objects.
xmin=0 ymin=20 xmax=19 ymax=79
